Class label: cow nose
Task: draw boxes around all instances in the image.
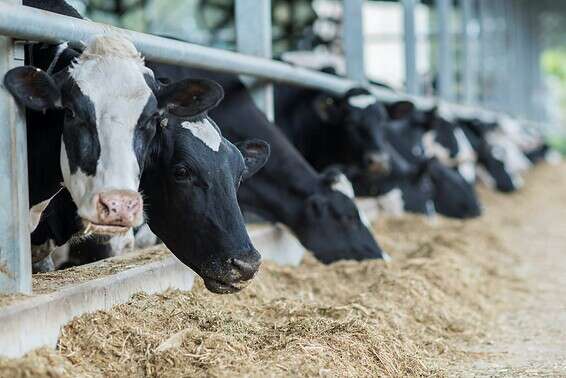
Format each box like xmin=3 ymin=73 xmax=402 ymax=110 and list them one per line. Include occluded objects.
xmin=96 ymin=190 xmax=142 ymax=227
xmin=229 ymin=249 xmax=261 ymax=281
xmin=364 ymin=153 xmax=391 ymax=174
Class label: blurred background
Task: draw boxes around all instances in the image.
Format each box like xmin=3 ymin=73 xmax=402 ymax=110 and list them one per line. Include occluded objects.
xmin=66 ymin=0 xmax=566 ymax=152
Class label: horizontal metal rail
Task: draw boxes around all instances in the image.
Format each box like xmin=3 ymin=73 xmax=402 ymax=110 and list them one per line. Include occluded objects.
xmin=0 ymin=3 xmax=511 ymax=123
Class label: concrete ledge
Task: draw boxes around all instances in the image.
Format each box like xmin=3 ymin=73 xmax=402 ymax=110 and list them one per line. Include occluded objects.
xmin=0 ymin=256 xmax=195 ymax=358
xmin=0 ymin=201 xmax=380 ymax=359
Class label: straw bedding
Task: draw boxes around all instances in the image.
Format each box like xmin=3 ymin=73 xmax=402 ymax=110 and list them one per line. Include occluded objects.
xmin=2 ymin=163 xmax=562 ymax=377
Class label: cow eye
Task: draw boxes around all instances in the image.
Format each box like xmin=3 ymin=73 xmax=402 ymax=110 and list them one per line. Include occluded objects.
xmin=174 ymin=166 xmax=190 ymax=181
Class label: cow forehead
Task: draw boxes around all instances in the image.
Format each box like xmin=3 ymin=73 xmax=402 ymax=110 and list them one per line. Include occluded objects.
xmin=181 ymin=119 xmax=222 ymax=152
xmin=70 ymin=58 xmax=151 ymax=113
xmin=348 ymin=94 xmax=377 ymax=109
xmin=69 ymin=36 xmax=152 ymax=127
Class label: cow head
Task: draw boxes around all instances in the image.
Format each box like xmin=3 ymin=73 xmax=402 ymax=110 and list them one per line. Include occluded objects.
xmin=385 ymin=101 xmax=481 ymax=218
xmin=6 ymin=36 xmax=226 ymax=235
xmin=313 ymin=88 xmax=391 ymax=175
xmin=426 ymin=158 xmax=482 ymax=218
xmin=459 ymin=119 xmax=528 ymax=193
xmin=293 ymin=168 xmax=387 ymax=263
xmin=142 ymin=106 xmax=270 ymax=294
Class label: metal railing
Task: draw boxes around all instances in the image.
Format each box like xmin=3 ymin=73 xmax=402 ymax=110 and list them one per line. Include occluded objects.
xmin=0 ymin=0 xmax=535 ymax=293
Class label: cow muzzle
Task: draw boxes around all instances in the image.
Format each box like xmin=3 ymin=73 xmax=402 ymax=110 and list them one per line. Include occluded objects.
xmin=203 ymin=248 xmax=262 ymax=294
xmin=83 ymin=190 xmax=143 ymax=235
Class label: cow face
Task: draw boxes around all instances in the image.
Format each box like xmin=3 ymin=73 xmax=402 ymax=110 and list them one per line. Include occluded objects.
xmin=142 ymin=112 xmax=269 ymax=294
xmin=314 ymin=88 xmax=391 ymax=175
xmin=459 ymin=119 xmax=528 ymax=192
xmin=422 ymin=119 xmax=477 ymax=184
xmin=5 ymin=36 xmax=158 ymax=234
xmin=294 ymin=169 xmax=387 ymax=263
xmin=426 ymin=158 xmax=482 ymax=218
xmin=385 ymin=101 xmax=481 ymax=218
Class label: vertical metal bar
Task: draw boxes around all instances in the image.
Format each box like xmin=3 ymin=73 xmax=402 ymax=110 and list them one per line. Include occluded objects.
xmin=342 ymin=0 xmax=366 ymax=83
xmin=235 ymin=0 xmax=274 ymax=121
xmin=461 ymin=0 xmax=473 ymax=104
xmin=0 ymin=0 xmax=31 ymax=294
xmin=436 ymin=0 xmax=453 ymax=100
xmin=403 ymin=0 xmax=418 ymax=95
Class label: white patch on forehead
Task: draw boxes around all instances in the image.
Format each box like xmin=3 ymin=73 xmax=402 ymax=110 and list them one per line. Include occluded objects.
xmin=330 ymin=173 xmax=355 ymax=199
xmin=348 ymin=94 xmax=377 ymax=109
xmin=423 ymin=130 xmax=450 ymax=162
xmin=181 ymin=119 xmax=222 ymax=152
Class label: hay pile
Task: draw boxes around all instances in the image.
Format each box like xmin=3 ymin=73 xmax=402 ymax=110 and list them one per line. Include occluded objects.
xmin=2 ymin=164 xmax=559 ymax=377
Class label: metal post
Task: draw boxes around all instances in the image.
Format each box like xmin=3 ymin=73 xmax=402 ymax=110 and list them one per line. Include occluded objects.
xmin=403 ymin=0 xmax=418 ymax=95
xmin=235 ymin=0 xmax=274 ymax=121
xmin=436 ymin=0 xmax=453 ymax=101
xmin=461 ymin=0 xmax=473 ymax=104
xmin=0 ymin=0 xmax=31 ymax=294
xmin=342 ymin=0 xmax=366 ymax=83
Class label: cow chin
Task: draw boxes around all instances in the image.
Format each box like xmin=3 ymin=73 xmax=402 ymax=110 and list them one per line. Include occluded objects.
xmin=203 ymin=277 xmax=252 ymax=294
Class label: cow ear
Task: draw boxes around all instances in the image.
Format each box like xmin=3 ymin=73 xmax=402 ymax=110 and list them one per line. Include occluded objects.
xmin=157 ymin=78 xmax=224 ymax=117
xmin=236 ymin=139 xmax=270 ymax=180
xmin=387 ymin=100 xmax=415 ymax=120
xmin=4 ymin=66 xmax=61 ymax=111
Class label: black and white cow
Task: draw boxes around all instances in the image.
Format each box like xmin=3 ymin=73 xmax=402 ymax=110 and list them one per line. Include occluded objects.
xmin=274 ymin=85 xmax=392 ymax=176
xmin=147 ymin=63 xmax=388 ymax=263
xmin=6 ymin=35 xmax=158 ymax=234
xmin=381 ymin=101 xmax=482 ymax=219
xmin=31 ymin=99 xmax=271 ymax=293
xmin=457 ymin=117 xmax=529 ymax=192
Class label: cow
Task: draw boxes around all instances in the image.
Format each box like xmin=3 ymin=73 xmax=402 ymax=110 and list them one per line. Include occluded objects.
xmin=31 ymin=107 xmax=271 ymax=293
xmin=148 ymin=63 xmax=388 ymax=263
xmin=274 ymin=84 xmax=392 ymax=176
xmin=382 ymin=101 xmax=482 ymax=219
xmin=457 ymin=117 xmax=530 ymax=192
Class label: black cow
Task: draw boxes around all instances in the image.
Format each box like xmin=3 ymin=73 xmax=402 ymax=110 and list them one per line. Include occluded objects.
xmin=32 ymin=107 xmax=271 ymax=293
xmin=274 ymin=85 xmax=391 ymax=176
xmin=148 ymin=63 xmax=387 ymax=263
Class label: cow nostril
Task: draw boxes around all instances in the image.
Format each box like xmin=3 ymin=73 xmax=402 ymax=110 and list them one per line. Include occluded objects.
xmin=230 ymin=257 xmax=260 ymax=281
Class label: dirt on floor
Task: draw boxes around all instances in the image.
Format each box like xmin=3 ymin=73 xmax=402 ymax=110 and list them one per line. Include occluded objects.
xmin=0 ymin=163 xmax=565 ymax=377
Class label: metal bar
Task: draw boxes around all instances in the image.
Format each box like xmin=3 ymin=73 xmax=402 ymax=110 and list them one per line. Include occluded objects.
xmin=436 ymin=0 xmax=453 ymax=100
xmin=0 ymin=0 xmax=31 ymax=294
xmin=0 ymin=3 xmax=531 ymax=123
xmin=403 ymin=0 xmax=418 ymax=95
xmin=461 ymin=0 xmax=473 ymax=104
xmin=235 ymin=0 xmax=274 ymax=121
xmin=342 ymin=0 xmax=366 ymax=83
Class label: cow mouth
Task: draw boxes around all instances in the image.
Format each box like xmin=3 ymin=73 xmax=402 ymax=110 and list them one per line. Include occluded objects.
xmin=81 ymin=220 xmax=130 ymax=236
xmin=203 ymin=277 xmax=251 ymax=294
